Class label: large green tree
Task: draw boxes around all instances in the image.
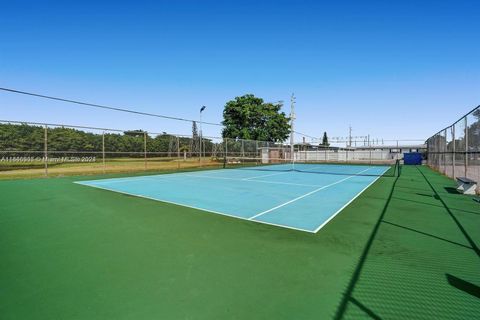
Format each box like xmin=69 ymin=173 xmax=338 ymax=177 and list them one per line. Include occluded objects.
xmin=222 ymin=94 xmax=291 ymax=142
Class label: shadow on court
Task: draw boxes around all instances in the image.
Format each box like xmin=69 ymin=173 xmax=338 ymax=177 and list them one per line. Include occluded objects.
xmin=334 ymin=165 xmax=480 ymax=319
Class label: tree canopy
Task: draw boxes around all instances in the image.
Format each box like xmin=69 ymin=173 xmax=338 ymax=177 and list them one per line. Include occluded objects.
xmin=0 ymin=123 xmax=211 ymax=157
xmin=222 ymin=94 xmax=290 ymax=142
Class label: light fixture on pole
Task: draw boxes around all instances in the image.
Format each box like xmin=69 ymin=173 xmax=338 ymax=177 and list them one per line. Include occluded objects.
xmin=200 ymin=106 xmax=206 ymax=160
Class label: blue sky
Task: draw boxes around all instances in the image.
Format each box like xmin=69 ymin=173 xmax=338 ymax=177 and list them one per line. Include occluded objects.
xmin=1 ymin=0 xmax=479 ymax=143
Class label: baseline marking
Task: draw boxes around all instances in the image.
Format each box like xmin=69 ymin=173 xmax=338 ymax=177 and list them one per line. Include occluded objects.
xmin=73 ymin=182 xmax=315 ymax=233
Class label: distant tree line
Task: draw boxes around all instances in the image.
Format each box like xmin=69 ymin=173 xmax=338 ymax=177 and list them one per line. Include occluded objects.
xmin=0 ymin=123 xmax=215 ymax=157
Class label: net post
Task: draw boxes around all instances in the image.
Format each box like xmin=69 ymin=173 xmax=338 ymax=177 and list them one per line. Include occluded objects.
xmin=44 ymin=125 xmax=48 ymax=176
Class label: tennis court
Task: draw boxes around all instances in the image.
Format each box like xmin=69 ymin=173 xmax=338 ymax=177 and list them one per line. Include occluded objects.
xmin=76 ymin=163 xmax=395 ymax=232
xmin=2 ymin=165 xmax=479 ymax=320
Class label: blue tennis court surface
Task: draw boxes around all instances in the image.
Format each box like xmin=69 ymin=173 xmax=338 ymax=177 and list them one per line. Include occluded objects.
xmin=76 ymin=164 xmax=389 ymax=233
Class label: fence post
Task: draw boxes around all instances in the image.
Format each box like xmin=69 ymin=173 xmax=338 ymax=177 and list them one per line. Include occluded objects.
xmin=102 ymin=131 xmax=106 ymax=174
xmin=144 ymin=132 xmax=147 ymax=171
xmin=426 ymin=138 xmax=431 ymax=166
xmin=464 ymin=116 xmax=468 ymax=177
xmin=452 ymin=126 xmax=455 ymax=179
xmin=443 ymin=129 xmax=447 ymax=175
xmin=225 ymin=138 xmax=228 ymax=164
xmin=177 ymin=136 xmax=180 ymax=165
xmin=44 ymin=125 xmax=48 ymax=176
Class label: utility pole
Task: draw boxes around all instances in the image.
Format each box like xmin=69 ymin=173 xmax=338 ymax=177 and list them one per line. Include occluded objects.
xmin=290 ymin=93 xmax=296 ymax=162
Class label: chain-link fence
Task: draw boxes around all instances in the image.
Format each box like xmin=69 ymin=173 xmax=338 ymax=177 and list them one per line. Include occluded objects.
xmin=426 ymin=105 xmax=480 ymax=192
xmin=0 ymin=120 xmax=226 ymax=178
xmin=0 ymin=120 xmax=291 ymax=178
xmin=1 ymin=119 xmax=426 ymax=179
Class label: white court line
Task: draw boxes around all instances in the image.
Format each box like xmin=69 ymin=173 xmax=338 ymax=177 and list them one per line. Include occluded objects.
xmin=312 ymin=166 xmax=389 ymax=233
xmin=241 ymin=171 xmax=291 ymax=180
xmin=78 ymin=171 xmax=233 ymax=184
xmin=78 ymin=171 xmax=318 ymax=188
xmin=248 ymin=167 xmax=372 ymax=220
xmin=179 ymin=173 xmax=322 ymax=188
xmin=73 ymin=182 xmax=315 ymax=233
xmin=79 ymin=169 xmax=285 ymax=184
xmin=74 ymin=165 xmax=386 ymax=233
xmin=77 ymin=171 xmax=206 ymax=184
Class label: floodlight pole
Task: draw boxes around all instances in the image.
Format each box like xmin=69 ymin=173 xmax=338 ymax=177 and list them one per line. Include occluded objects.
xmin=200 ymin=106 xmax=206 ymax=162
xmin=200 ymin=113 xmax=202 ymax=161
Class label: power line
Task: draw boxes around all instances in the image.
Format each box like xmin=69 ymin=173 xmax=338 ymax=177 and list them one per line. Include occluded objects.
xmin=0 ymin=87 xmax=425 ymax=142
xmin=0 ymin=87 xmax=222 ymax=126
xmin=293 ymin=130 xmax=319 ymax=140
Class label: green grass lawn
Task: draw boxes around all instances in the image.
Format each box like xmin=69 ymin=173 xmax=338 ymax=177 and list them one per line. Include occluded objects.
xmin=0 ymin=166 xmax=479 ymax=319
xmin=0 ymin=157 xmax=222 ymax=180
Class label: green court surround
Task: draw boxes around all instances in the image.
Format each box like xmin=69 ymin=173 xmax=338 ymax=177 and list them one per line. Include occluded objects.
xmin=1 ymin=166 xmax=479 ymax=319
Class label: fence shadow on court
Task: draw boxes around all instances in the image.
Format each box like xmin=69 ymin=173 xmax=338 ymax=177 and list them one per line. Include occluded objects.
xmin=334 ymin=165 xmax=480 ymax=319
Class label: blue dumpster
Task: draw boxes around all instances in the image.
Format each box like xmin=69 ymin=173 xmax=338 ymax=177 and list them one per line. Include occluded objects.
xmin=404 ymin=152 xmax=422 ymax=165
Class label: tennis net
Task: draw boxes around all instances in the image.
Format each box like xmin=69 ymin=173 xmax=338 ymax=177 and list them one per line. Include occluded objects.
xmin=224 ymin=157 xmax=400 ymax=177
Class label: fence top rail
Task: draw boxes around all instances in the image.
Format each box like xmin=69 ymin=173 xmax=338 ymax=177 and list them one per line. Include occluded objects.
xmin=0 ymin=119 xmax=284 ymax=144
xmin=0 ymin=119 xmax=223 ymax=140
xmin=0 ymin=118 xmax=432 ymax=147
xmin=427 ymin=105 xmax=480 ymax=141
xmin=0 ymin=119 xmax=124 ymax=133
